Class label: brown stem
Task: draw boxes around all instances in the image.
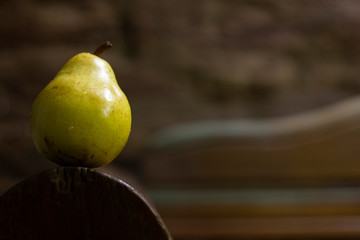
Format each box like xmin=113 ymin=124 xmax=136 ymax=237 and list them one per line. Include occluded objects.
xmin=93 ymin=41 xmax=112 ymax=56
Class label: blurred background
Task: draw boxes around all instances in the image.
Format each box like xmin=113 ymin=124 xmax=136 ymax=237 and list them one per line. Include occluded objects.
xmin=3 ymin=0 xmax=360 ymax=239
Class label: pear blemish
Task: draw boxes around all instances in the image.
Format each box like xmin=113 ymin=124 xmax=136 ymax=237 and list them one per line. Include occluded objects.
xmin=31 ymin=41 xmax=131 ymax=168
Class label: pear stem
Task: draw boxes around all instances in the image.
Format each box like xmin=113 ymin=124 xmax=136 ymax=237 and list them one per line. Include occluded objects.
xmin=94 ymin=41 xmax=112 ymax=56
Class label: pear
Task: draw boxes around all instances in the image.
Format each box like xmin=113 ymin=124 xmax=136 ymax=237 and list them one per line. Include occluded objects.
xmin=31 ymin=41 xmax=131 ymax=167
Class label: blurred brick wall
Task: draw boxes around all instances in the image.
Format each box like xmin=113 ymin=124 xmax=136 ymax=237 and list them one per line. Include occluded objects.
xmin=1 ymin=0 xmax=360 ymax=185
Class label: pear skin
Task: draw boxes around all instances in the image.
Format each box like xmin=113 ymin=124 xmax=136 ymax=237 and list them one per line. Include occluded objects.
xmin=31 ymin=46 xmax=131 ymax=167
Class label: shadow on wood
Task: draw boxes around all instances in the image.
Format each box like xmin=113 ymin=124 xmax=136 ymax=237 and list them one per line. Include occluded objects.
xmin=0 ymin=167 xmax=172 ymax=240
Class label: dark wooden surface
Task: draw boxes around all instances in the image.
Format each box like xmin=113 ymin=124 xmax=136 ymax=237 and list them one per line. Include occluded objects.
xmin=140 ymin=98 xmax=360 ymax=239
xmin=0 ymin=167 xmax=172 ymax=240
xmin=144 ymin=97 xmax=360 ymax=188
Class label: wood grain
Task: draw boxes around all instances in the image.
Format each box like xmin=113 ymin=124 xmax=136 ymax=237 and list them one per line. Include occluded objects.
xmin=165 ymin=216 xmax=360 ymax=239
xmin=0 ymin=167 xmax=172 ymax=240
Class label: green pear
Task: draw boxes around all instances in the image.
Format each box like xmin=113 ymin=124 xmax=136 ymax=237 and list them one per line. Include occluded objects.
xmin=31 ymin=41 xmax=131 ymax=167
